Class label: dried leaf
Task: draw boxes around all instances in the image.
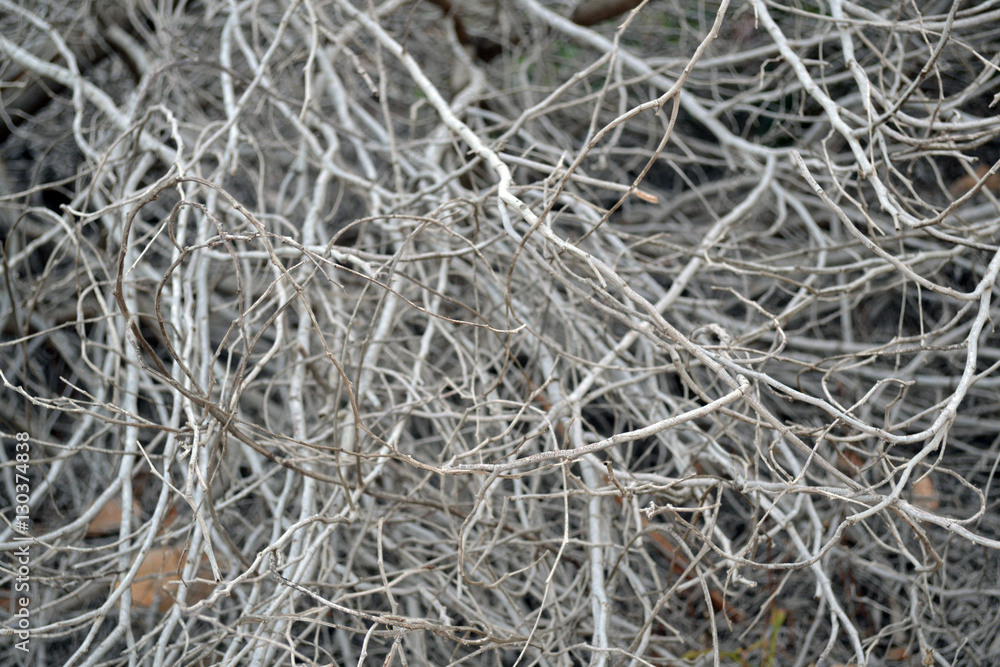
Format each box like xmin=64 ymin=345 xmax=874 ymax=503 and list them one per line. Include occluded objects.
xmin=86 ymin=498 xmax=142 ymax=537
xmin=124 ymin=546 xmax=214 ymax=612
xmin=913 ymin=476 xmax=940 ymax=511
xmin=950 ymin=164 xmax=1000 ymax=197
xmin=886 ymin=646 xmax=910 ymax=660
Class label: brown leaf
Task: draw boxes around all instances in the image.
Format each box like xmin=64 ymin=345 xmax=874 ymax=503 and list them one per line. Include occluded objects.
xmin=950 ymin=164 xmax=1000 ymax=197
xmin=886 ymin=646 xmax=911 ymax=660
xmin=571 ymin=0 xmax=644 ymax=26
xmin=124 ymin=546 xmax=215 ymax=612
xmin=912 ymin=476 xmax=940 ymax=511
xmin=835 ymin=449 xmax=866 ymax=476
xmin=86 ymin=498 xmax=142 ymax=537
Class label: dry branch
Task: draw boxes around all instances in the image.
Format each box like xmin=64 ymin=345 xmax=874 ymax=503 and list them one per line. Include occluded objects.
xmin=2 ymin=0 xmax=1000 ymax=665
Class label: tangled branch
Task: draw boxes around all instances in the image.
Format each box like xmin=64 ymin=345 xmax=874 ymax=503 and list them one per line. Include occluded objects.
xmin=2 ymin=0 xmax=1000 ymax=665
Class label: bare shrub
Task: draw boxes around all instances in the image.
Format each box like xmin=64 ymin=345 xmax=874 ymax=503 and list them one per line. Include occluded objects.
xmin=2 ymin=0 xmax=1000 ymax=665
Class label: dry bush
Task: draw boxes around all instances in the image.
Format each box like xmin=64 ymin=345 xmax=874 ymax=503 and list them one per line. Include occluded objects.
xmin=2 ymin=0 xmax=1000 ymax=665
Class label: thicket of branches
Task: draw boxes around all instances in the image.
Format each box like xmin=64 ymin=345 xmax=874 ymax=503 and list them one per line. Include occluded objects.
xmin=2 ymin=0 xmax=1000 ymax=665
